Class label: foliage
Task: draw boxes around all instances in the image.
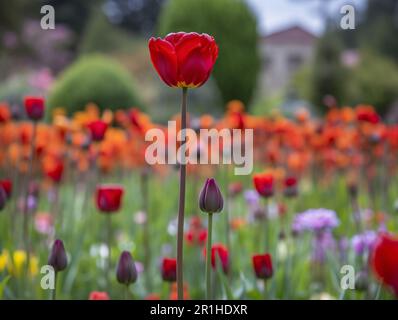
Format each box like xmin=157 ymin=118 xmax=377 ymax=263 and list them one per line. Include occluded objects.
xmin=310 ymin=32 xmax=348 ymax=110
xmin=158 ymin=0 xmax=260 ymax=108
xmin=48 ymin=55 xmax=143 ymax=115
xmin=345 ymin=51 xmax=398 ymax=115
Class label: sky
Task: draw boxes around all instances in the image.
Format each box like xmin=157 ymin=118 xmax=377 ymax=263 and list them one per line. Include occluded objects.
xmin=246 ymin=0 xmax=366 ymax=35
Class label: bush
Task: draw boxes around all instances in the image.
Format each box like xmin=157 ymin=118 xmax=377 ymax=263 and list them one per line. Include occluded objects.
xmin=158 ymin=0 xmax=260 ymax=108
xmin=48 ymin=55 xmax=142 ymax=115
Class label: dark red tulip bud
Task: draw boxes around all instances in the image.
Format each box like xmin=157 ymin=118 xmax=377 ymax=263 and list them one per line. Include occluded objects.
xmin=24 ymin=96 xmax=45 ymax=121
xmin=284 ymin=176 xmax=298 ymax=198
xmin=0 ymin=186 xmax=6 ymax=210
xmin=87 ymin=120 xmax=108 ymax=142
xmin=48 ymin=239 xmax=68 ymax=272
xmin=199 ymin=178 xmax=223 ymax=214
xmin=116 ymin=251 xmax=137 ymax=285
xmin=161 ymin=257 xmax=177 ymax=282
xmin=0 ymin=179 xmax=12 ymax=199
xmin=253 ymin=173 xmax=274 ymax=198
xmin=252 ymin=253 xmax=273 ymax=280
xmin=96 ymin=184 xmax=124 ymax=213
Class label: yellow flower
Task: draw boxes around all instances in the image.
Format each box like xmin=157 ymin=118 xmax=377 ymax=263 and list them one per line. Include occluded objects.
xmin=29 ymin=256 xmax=39 ymax=277
xmin=0 ymin=250 xmax=10 ymax=272
xmin=12 ymin=250 xmax=27 ymax=276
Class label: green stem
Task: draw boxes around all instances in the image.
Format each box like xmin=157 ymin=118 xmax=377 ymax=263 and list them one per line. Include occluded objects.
xmin=124 ymin=285 xmax=129 ymax=300
xmin=52 ymin=272 xmax=58 ymax=300
xmin=206 ymin=213 xmax=213 ymax=300
xmin=106 ymin=215 xmax=112 ymax=292
xmin=177 ymin=87 xmax=188 ymax=300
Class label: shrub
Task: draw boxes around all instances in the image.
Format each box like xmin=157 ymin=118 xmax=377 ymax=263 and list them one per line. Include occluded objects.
xmin=48 ymin=55 xmax=142 ymax=115
xmin=158 ymin=0 xmax=260 ymax=109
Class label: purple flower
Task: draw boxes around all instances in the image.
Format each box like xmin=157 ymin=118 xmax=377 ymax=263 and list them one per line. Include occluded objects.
xmin=351 ymin=230 xmax=377 ymax=255
xmin=292 ymin=209 xmax=339 ymax=233
xmin=244 ymin=190 xmax=260 ymax=207
xmin=312 ymin=231 xmax=336 ymax=263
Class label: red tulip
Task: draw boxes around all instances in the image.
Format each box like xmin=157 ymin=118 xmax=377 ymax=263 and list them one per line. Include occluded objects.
xmin=24 ymin=96 xmax=45 ymax=121
xmin=87 ymin=120 xmax=108 ymax=142
xmin=0 ymin=103 xmax=11 ymax=123
xmin=370 ymin=233 xmax=398 ymax=297
xmin=96 ymin=184 xmax=124 ymax=213
xmin=283 ymin=176 xmax=298 ymax=197
xmin=44 ymin=160 xmax=64 ymax=183
xmin=148 ymin=32 xmax=218 ymax=88
xmin=0 ymin=179 xmax=12 ymax=199
xmin=252 ymin=253 xmax=273 ymax=280
xmin=203 ymin=243 xmax=229 ymax=274
xmin=89 ymin=291 xmax=110 ymax=300
xmin=161 ymin=257 xmax=177 ymax=282
xmin=253 ymin=173 xmax=274 ymax=198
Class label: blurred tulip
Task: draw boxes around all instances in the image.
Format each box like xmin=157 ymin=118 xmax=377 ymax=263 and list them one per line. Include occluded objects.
xmin=96 ymin=184 xmax=124 ymax=213
xmin=199 ymin=178 xmax=224 ymax=214
xmin=87 ymin=120 xmax=108 ymax=142
xmin=370 ymin=233 xmax=398 ymax=297
xmin=203 ymin=243 xmax=229 ymax=274
xmin=252 ymin=253 xmax=273 ymax=280
xmin=48 ymin=239 xmax=68 ymax=272
xmin=89 ymin=291 xmax=110 ymax=300
xmin=0 ymin=179 xmax=12 ymax=199
xmin=24 ymin=96 xmax=45 ymax=121
xmin=253 ymin=173 xmax=274 ymax=198
xmin=161 ymin=257 xmax=177 ymax=282
xmin=283 ymin=176 xmax=298 ymax=198
xmin=116 ymin=251 xmax=137 ymax=285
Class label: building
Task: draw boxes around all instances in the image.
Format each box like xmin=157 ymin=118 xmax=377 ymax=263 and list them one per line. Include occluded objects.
xmin=259 ymin=25 xmax=318 ymax=94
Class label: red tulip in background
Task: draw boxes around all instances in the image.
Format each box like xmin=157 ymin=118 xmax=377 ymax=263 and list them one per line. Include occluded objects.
xmin=252 ymin=253 xmax=273 ymax=280
xmin=96 ymin=184 xmax=124 ymax=213
xmin=44 ymin=159 xmax=64 ymax=183
xmin=253 ymin=173 xmax=274 ymax=198
xmin=0 ymin=179 xmax=12 ymax=199
xmin=24 ymin=96 xmax=45 ymax=121
xmin=161 ymin=257 xmax=177 ymax=282
xmin=89 ymin=291 xmax=110 ymax=300
xmin=203 ymin=243 xmax=229 ymax=274
xmin=370 ymin=233 xmax=398 ymax=297
xmin=284 ymin=176 xmax=298 ymax=198
xmin=87 ymin=120 xmax=108 ymax=142
xmin=149 ymin=32 xmax=218 ymax=88
xmin=0 ymin=103 xmax=11 ymax=123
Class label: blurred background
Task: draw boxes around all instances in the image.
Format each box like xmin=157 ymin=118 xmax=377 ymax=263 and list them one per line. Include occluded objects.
xmin=0 ymin=0 xmax=397 ymax=122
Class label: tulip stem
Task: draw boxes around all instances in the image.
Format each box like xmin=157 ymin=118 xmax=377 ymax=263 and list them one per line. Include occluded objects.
xmin=124 ymin=285 xmax=129 ymax=300
xmin=177 ymin=87 xmax=188 ymax=300
xmin=52 ymin=272 xmax=58 ymax=300
xmin=205 ymin=213 xmax=213 ymax=300
xmin=23 ymin=121 xmax=37 ymax=276
xmin=106 ymin=215 xmax=112 ymax=292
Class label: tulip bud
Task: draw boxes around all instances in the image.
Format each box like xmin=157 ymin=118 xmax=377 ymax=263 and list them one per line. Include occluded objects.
xmin=48 ymin=239 xmax=68 ymax=272
xmin=24 ymin=96 xmax=45 ymax=121
xmin=0 ymin=186 xmax=6 ymax=210
xmin=199 ymin=178 xmax=223 ymax=214
xmin=161 ymin=257 xmax=177 ymax=282
xmin=116 ymin=251 xmax=137 ymax=285
xmin=252 ymin=253 xmax=273 ymax=280
xmin=0 ymin=179 xmax=12 ymax=199
xmin=87 ymin=120 xmax=108 ymax=142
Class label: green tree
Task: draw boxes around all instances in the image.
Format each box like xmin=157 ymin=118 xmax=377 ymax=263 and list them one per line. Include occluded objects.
xmin=158 ymin=0 xmax=260 ymax=108
xmin=310 ymin=32 xmax=347 ymax=110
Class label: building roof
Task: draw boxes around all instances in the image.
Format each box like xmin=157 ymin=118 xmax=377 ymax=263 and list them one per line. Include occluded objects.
xmin=262 ymin=25 xmax=318 ymax=45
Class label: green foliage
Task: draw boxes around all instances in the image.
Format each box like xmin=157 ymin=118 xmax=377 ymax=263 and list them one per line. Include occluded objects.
xmin=48 ymin=55 xmax=143 ymax=115
xmin=158 ymin=0 xmax=260 ymax=108
xmin=79 ymin=9 xmax=134 ymax=54
xmin=310 ymin=32 xmax=348 ymax=110
xmin=346 ymin=51 xmax=398 ymax=115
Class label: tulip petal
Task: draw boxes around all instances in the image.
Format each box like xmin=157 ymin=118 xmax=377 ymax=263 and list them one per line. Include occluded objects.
xmin=148 ymin=38 xmax=178 ymax=87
